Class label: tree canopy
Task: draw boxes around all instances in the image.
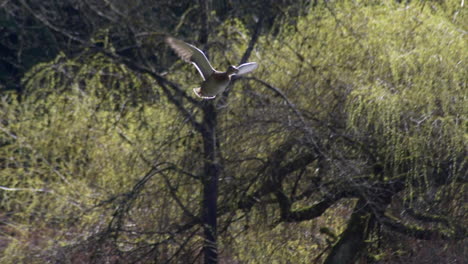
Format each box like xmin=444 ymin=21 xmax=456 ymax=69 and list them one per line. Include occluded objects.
xmin=0 ymin=1 xmax=466 ymax=263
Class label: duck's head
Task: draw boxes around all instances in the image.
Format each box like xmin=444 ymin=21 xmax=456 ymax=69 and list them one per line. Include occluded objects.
xmin=226 ymin=65 xmax=239 ymax=76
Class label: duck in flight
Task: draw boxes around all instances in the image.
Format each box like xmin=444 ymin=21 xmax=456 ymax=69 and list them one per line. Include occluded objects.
xmin=165 ymin=37 xmax=258 ymax=99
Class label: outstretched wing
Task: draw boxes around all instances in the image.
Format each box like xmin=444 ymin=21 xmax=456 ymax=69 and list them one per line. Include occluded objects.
xmin=165 ymin=37 xmax=214 ymax=80
xmin=235 ymin=62 xmax=258 ymax=75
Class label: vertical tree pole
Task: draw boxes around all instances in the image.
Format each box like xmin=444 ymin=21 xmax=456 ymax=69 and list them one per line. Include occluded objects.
xmin=201 ymin=102 xmax=219 ymax=264
xmin=198 ymin=0 xmax=209 ymax=44
xmin=197 ymin=1 xmax=218 ymax=263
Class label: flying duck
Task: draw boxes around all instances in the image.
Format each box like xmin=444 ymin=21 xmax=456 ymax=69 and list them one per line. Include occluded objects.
xmin=165 ymin=37 xmax=258 ymax=99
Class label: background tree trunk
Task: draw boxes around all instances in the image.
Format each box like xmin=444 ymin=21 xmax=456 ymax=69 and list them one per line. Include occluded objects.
xmin=324 ymin=199 xmax=373 ymax=264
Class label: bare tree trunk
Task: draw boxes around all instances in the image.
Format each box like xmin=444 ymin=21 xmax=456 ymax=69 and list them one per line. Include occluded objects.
xmin=197 ymin=1 xmax=218 ymax=262
xmin=201 ymin=101 xmax=219 ymax=264
xmin=198 ymin=0 xmax=209 ymax=44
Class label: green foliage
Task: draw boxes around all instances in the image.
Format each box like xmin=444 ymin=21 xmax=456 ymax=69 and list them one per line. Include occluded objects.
xmin=221 ymin=1 xmax=466 ymax=261
xmin=0 ymin=0 xmax=466 ymax=263
xmin=0 ymin=51 xmax=195 ymax=261
xmin=256 ymin=0 xmax=466 ymax=187
xmin=342 ymin=3 xmax=467 ymax=187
